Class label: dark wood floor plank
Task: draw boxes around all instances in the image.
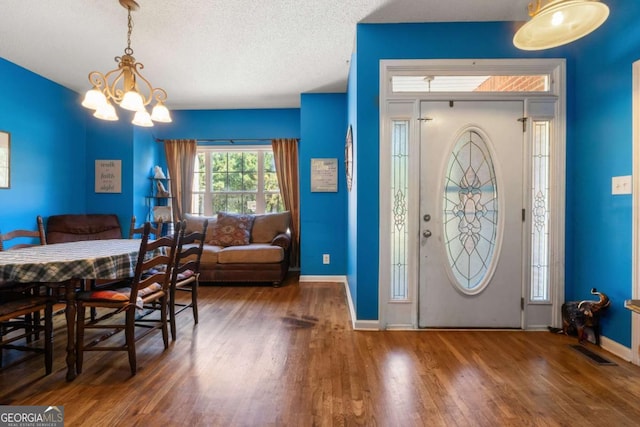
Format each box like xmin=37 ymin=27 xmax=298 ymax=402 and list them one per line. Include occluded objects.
xmin=2 ymin=277 xmax=640 ymax=426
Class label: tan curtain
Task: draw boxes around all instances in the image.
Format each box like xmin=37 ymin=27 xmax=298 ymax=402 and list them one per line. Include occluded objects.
xmin=163 ymin=139 xmax=197 ymax=221
xmin=272 ymin=138 xmax=300 ymax=268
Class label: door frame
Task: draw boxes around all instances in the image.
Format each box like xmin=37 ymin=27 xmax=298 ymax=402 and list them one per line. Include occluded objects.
xmin=378 ymin=59 xmax=566 ymax=330
xmin=631 ymin=60 xmax=640 ymax=366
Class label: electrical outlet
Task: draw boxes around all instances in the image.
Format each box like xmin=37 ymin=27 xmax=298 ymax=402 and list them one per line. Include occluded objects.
xmin=323 ymin=254 xmax=330 ymax=264
xmin=612 ymin=175 xmax=632 ymax=195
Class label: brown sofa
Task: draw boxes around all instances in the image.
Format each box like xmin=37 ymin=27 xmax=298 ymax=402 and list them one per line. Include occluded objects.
xmin=183 ymin=211 xmax=291 ymax=286
xmin=46 ymin=214 xmax=122 ymax=243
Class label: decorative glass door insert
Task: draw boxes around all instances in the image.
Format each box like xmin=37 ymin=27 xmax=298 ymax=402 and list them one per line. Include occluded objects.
xmin=443 ymin=129 xmax=499 ymax=293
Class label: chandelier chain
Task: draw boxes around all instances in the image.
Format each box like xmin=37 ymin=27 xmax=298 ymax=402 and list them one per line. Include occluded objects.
xmin=125 ymin=7 xmax=134 ymax=56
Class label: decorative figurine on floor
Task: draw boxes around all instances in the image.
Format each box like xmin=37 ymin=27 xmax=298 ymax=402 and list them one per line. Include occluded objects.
xmin=153 ymin=165 xmax=166 ymax=179
xmin=549 ymin=288 xmax=611 ymax=345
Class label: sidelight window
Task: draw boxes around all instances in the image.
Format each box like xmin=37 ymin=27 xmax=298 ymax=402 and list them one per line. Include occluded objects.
xmin=391 ymin=120 xmax=410 ymax=300
xmin=530 ymin=121 xmax=551 ymax=302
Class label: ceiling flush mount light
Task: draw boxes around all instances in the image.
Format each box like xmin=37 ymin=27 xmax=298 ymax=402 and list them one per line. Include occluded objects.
xmin=513 ymin=0 xmax=609 ymax=51
xmin=82 ymin=0 xmax=171 ymax=125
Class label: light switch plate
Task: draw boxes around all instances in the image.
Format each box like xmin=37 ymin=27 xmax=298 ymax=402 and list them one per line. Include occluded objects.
xmin=612 ymin=175 xmax=632 ymax=195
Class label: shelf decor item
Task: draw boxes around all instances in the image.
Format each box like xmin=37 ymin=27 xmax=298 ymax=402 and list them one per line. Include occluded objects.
xmin=153 ymin=206 xmax=172 ymax=222
xmin=153 ymin=165 xmax=166 ymax=179
xmin=156 ymin=180 xmax=170 ymax=197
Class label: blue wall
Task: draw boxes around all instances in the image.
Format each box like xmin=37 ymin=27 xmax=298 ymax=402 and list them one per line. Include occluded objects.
xmin=0 ymin=58 xmax=86 ymax=234
xmin=567 ymin=0 xmax=640 ymax=346
xmin=156 ymin=105 xmax=347 ymax=276
xmin=155 ymin=109 xmax=300 ymax=141
xmin=351 ymin=22 xmax=578 ymax=321
xmin=349 ymin=7 xmax=638 ymax=347
xmin=85 ymin=116 xmax=138 ymax=236
xmin=300 ymin=93 xmax=348 ymax=275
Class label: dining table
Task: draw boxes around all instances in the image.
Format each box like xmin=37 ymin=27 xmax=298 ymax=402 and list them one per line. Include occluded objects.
xmin=0 ymin=238 xmax=145 ymax=381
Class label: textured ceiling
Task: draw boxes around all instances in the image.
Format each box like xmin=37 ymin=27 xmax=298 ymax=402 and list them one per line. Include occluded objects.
xmin=0 ymin=0 xmax=530 ymax=110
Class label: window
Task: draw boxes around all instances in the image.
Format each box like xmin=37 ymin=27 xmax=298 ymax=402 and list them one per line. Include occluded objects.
xmin=530 ymin=120 xmax=551 ymax=302
xmin=192 ymin=146 xmax=284 ymax=215
xmin=391 ymin=120 xmax=410 ymax=301
xmin=391 ymin=74 xmax=550 ymax=93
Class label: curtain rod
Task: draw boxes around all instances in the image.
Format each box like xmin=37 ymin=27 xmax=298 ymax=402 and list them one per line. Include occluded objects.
xmin=155 ymin=138 xmax=273 ymax=144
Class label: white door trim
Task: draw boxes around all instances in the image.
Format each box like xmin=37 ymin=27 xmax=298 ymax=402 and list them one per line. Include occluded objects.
xmin=378 ymin=59 xmax=566 ymax=330
xmin=631 ymin=60 xmax=640 ymax=366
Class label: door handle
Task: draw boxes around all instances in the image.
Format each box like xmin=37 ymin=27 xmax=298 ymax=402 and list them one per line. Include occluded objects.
xmin=423 ymin=230 xmax=432 ymax=238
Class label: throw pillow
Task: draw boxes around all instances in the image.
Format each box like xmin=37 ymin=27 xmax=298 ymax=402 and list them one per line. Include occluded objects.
xmin=251 ymin=211 xmax=291 ymax=243
xmin=184 ymin=213 xmax=217 ymax=242
xmin=209 ymin=212 xmax=255 ymax=247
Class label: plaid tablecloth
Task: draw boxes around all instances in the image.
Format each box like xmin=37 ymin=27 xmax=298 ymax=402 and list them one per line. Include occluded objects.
xmin=0 ymin=239 xmax=144 ymax=284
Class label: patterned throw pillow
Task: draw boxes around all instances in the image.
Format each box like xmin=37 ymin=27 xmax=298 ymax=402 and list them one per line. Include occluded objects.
xmin=209 ymin=212 xmax=255 ymax=247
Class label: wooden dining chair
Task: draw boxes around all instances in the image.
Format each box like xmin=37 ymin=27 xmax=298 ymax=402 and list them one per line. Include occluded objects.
xmin=0 ymin=215 xmax=48 ymax=339
xmin=0 ymin=215 xmax=53 ymax=374
xmin=129 ymin=215 xmax=163 ymax=239
xmin=0 ymin=292 xmax=53 ymax=374
xmin=0 ymin=215 xmax=46 ymax=251
xmin=75 ymin=222 xmax=181 ymax=375
xmin=169 ymin=219 xmax=208 ymax=341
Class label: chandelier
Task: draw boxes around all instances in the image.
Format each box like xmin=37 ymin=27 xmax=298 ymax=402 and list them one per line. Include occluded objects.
xmin=81 ymin=0 xmax=171 ymax=126
xmin=513 ymin=0 xmax=609 ymax=51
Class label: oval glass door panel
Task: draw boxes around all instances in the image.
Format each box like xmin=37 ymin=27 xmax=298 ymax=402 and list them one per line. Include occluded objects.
xmin=443 ymin=129 xmax=499 ymax=293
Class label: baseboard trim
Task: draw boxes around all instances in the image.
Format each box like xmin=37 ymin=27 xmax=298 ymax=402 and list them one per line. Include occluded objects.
xmin=299 ymin=275 xmax=346 ymax=283
xmin=353 ymin=320 xmax=381 ymax=330
xmin=600 ymin=336 xmax=633 ymax=362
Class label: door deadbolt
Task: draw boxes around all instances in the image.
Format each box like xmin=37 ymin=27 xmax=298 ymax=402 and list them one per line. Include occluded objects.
xmin=423 ymin=230 xmax=432 ymax=238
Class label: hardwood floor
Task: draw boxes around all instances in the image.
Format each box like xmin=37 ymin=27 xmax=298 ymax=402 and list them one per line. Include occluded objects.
xmin=2 ymin=276 xmax=640 ymax=426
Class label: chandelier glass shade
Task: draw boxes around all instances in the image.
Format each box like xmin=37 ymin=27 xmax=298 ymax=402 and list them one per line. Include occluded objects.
xmin=81 ymin=0 xmax=171 ymax=126
xmin=513 ymin=0 xmax=609 ymax=50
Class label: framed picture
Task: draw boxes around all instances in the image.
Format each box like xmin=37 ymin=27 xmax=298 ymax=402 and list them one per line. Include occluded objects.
xmin=345 ymin=125 xmax=353 ymax=192
xmin=0 ymin=131 xmax=10 ymax=189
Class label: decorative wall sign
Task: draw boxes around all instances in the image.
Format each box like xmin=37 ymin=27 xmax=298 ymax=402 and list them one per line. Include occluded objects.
xmin=0 ymin=131 xmax=9 ymax=189
xmin=311 ymin=158 xmax=338 ymax=192
xmin=95 ymin=159 xmax=122 ymax=193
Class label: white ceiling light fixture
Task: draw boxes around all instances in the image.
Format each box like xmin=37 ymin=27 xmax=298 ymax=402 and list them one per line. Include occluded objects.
xmin=81 ymin=0 xmax=172 ymax=126
xmin=513 ymin=0 xmax=609 ymax=50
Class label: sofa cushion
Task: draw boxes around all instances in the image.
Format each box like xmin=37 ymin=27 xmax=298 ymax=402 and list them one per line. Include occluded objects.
xmin=184 ymin=213 xmax=217 ymax=242
xmin=198 ymin=243 xmax=223 ymax=265
xmin=210 ymin=212 xmax=255 ymax=247
xmin=217 ymin=244 xmax=284 ymax=264
xmin=251 ymin=211 xmax=291 ymax=243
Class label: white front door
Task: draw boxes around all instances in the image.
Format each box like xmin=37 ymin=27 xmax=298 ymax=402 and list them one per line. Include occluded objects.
xmin=418 ymin=100 xmax=524 ymax=328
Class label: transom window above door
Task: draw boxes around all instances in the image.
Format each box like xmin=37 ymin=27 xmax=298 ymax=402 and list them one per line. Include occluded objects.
xmin=391 ymin=74 xmax=550 ymax=93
